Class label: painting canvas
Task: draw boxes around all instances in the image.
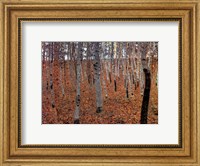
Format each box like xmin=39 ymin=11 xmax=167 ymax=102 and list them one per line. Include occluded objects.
xmin=42 ymin=42 xmax=158 ymax=124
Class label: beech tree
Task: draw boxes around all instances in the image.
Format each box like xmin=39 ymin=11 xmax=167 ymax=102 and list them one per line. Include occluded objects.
xmin=49 ymin=42 xmax=55 ymax=108
xmin=74 ymin=42 xmax=82 ymax=124
xmin=140 ymin=42 xmax=152 ymax=124
xmin=93 ymin=42 xmax=103 ymax=113
xmin=59 ymin=42 xmax=65 ymax=97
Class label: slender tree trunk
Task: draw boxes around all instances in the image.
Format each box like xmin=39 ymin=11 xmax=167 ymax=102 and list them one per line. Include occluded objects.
xmin=101 ymin=43 xmax=108 ymax=98
xmin=102 ymin=64 xmax=108 ymax=98
xmin=86 ymin=43 xmax=92 ymax=85
xmin=93 ymin=42 xmax=103 ymax=113
xmin=140 ymin=61 xmax=144 ymax=96
xmin=140 ymin=42 xmax=151 ymax=124
xmin=125 ymin=75 xmax=129 ymax=98
xmin=45 ymin=44 xmax=51 ymax=101
xmin=74 ymin=42 xmax=82 ymax=124
xmin=113 ymin=42 xmax=117 ymax=92
xmin=69 ymin=43 xmax=76 ymax=90
xmin=43 ymin=43 xmax=48 ymax=91
xmin=140 ymin=68 xmax=151 ymax=124
xmin=49 ymin=42 xmax=55 ymax=108
xmin=63 ymin=43 xmax=67 ymax=91
xmin=116 ymin=42 xmax=120 ymax=78
xmin=59 ymin=43 xmax=65 ymax=96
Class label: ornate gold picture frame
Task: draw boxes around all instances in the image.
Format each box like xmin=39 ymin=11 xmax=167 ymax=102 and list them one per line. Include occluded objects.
xmin=0 ymin=0 xmax=199 ymax=165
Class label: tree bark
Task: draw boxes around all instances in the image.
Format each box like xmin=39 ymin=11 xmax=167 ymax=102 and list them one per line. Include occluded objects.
xmin=140 ymin=68 xmax=151 ymax=124
xmin=49 ymin=42 xmax=55 ymax=108
xmin=74 ymin=42 xmax=82 ymax=124
xmin=86 ymin=43 xmax=92 ymax=85
xmin=59 ymin=43 xmax=65 ymax=96
xmin=93 ymin=42 xmax=103 ymax=113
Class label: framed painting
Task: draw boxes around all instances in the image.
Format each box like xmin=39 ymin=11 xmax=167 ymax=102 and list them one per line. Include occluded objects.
xmin=0 ymin=0 xmax=199 ymax=165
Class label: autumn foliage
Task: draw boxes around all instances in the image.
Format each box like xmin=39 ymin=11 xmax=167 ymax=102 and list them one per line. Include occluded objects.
xmin=42 ymin=42 xmax=158 ymax=124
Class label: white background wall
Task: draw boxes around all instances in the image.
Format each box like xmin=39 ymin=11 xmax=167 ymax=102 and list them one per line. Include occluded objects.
xmin=22 ymin=22 xmax=178 ymax=144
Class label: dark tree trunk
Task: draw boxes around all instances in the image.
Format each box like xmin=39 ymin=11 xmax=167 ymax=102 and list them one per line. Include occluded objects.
xmin=126 ymin=87 xmax=129 ymax=98
xmin=114 ymin=80 xmax=117 ymax=92
xmin=140 ymin=68 xmax=151 ymax=124
xmin=109 ymin=72 xmax=112 ymax=83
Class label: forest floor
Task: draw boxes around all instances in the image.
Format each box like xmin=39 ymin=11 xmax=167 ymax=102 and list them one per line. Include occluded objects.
xmin=42 ymin=60 xmax=158 ymax=124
